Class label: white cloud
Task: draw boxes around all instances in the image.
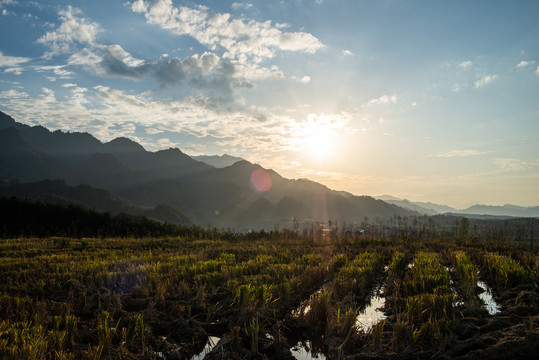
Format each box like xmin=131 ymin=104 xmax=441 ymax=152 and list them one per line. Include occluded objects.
xmin=67 ymin=45 xmax=154 ymax=80
xmin=155 ymin=138 xmax=176 ymax=148
xmin=0 ymin=89 xmax=29 ymax=99
xmin=146 ymin=127 xmax=164 ymax=135
xmin=367 ymin=94 xmax=397 ymax=106
xmin=342 ymin=49 xmax=354 ymax=56
xmin=39 ymin=6 xmax=287 ymax=104
xmin=231 ymin=3 xmax=253 ymax=10
xmin=474 ymin=74 xmax=498 ymax=88
xmin=516 ymin=60 xmax=535 ymax=68
xmin=130 ymin=0 xmax=147 ymax=13
xmin=494 ymin=158 xmax=536 ymax=172
xmin=436 ymin=149 xmax=487 ymax=158
xmin=292 ymin=75 xmax=311 ymax=83
xmin=34 ymin=65 xmax=73 ymax=79
xmin=4 ymin=67 xmax=23 ymax=75
xmin=38 ymin=6 xmax=101 ymax=56
xmin=459 ymin=60 xmax=472 ymax=69
xmin=536 ymin=66 xmax=539 ymax=77
xmin=0 ymin=51 xmax=31 ymax=68
xmin=130 ymin=0 xmax=323 ymax=61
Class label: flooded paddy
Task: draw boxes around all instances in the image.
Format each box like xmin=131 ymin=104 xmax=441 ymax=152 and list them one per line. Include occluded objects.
xmin=189 ymin=336 xmax=221 ymax=360
xmin=290 ymin=340 xmax=326 ymax=360
xmin=477 ymin=280 xmax=501 ymax=315
xmin=356 ymin=284 xmax=387 ymax=332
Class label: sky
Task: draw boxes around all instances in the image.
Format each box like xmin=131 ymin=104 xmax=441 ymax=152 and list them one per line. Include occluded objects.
xmin=0 ymin=0 xmax=538 ymax=208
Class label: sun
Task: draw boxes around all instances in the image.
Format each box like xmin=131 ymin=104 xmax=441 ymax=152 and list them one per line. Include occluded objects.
xmin=303 ymin=126 xmax=336 ymax=159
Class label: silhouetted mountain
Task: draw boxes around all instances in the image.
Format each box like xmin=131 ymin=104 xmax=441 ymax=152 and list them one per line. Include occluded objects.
xmin=69 ymin=153 xmax=151 ymax=192
xmin=193 ymin=154 xmax=244 ymax=168
xmin=103 ymin=140 xmax=212 ymax=180
xmin=0 ymin=179 xmax=191 ymax=225
xmin=0 ymin=111 xmax=25 ymax=130
xmin=103 ymin=137 xmax=146 ymax=154
xmin=0 ymin=127 xmax=68 ymax=181
xmin=0 ymin=111 xmax=419 ymax=229
xmin=22 ymin=127 xmax=103 ymax=162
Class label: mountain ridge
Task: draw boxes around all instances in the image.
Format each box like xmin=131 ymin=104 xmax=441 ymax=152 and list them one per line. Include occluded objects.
xmin=192 ymin=154 xmax=244 ymax=168
xmin=376 ymin=196 xmax=539 ymax=218
xmin=3 ymin=110 xmax=533 ymax=229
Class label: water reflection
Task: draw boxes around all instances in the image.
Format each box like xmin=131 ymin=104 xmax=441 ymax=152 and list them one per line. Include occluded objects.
xmin=290 ymin=340 xmax=326 ymax=360
xmin=189 ymin=336 xmax=220 ymax=360
xmin=356 ymin=285 xmax=386 ymax=332
xmin=291 ymin=288 xmax=324 ymax=317
xmin=477 ymin=280 xmax=501 ymax=315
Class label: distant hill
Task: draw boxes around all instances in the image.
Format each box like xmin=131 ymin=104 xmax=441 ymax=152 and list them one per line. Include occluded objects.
xmin=459 ymin=204 xmax=539 ymax=218
xmin=376 ymin=195 xmax=539 ymax=218
xmin=382 ymin=199 xmax=439 ymax=216
xmin=192 ymin=154 xmax=244 ymax=168
xmin=413 ymin=201 xmax=458 ymax=214
xmin=0 ymin=111 xmax=419 ymax=229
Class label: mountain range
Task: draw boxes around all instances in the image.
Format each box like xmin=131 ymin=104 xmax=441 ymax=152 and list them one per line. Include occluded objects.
xmin=0 ymin=111 xmax=416 ymax=229
xmin=191 ymin=154 xmax=244 ymax=168
xmin=376 ymin=195 xmax=539 ymax=218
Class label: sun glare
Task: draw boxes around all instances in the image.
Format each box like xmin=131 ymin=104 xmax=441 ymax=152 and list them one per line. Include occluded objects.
xmin=303 ymin=127 xmax=336 ymax=159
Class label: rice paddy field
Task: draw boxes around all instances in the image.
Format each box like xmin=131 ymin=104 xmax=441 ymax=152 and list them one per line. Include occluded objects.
xmin=0 ymin=232 xmax=537 ymax=359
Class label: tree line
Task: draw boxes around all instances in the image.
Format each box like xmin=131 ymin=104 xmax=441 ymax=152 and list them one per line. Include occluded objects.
xmin=0 ymin=196 xmax=295 ymax=241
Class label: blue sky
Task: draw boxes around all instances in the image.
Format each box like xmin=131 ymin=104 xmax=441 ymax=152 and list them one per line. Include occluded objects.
xmin=1 ymin=0 xmax=538 ymax=207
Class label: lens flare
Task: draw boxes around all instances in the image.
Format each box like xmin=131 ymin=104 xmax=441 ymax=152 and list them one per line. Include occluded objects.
xmin=250 ymin=169 xmax=272 ymax=192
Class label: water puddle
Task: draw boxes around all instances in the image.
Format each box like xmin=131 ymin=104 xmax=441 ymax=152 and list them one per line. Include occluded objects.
xmin=290 ymin=340 xmax=326 ymax=360
xmin=477 ymin=280 xmax=501 ymax=315
xmin=189 ymin=336 xmax=221 ymax=360
xmin=291 ymin=288 xmax=324 ymax=317
xmin=355 ymin=284 xmax=386 ymax=332
xmin=447 ymin=267 xmax=464 ymax=307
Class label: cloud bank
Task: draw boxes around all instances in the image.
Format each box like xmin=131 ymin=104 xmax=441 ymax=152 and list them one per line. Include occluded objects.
xmin=130 ymin=0 xmax=323 ymax=62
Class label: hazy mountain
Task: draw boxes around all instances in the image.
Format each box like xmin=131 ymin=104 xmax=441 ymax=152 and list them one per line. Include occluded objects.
xmin=382 ymin=198 xmax=439 ymax=216
xmin=376 ymin=194 xmax=539 ymax=218
xmin=376 ymin=194 xmax=403 ymax=202
xmin=413 ymin=201 xmax=458 ymax=214
xmin=460 ymin=204 xmax=539 ymax=218
xmin=193 ymin=154 xmax=244 ymax=168
xmin=0 ymin=111 xmax=418 ymax=229
xmin=0 ymin=179 xmax=191 ymax=225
